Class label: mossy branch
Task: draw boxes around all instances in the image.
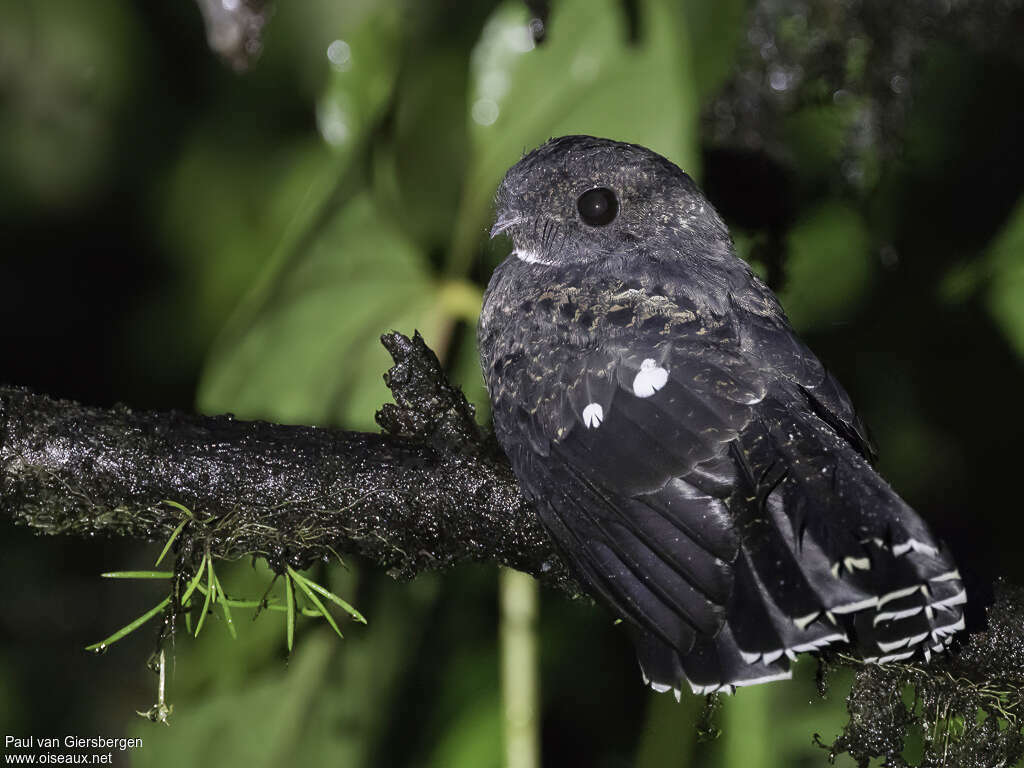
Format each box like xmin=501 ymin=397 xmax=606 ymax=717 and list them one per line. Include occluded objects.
xmin=1 ymin=331 xmax=1022 ymax=766
xmin=817 ymin=582 xmax=1024 ymax=767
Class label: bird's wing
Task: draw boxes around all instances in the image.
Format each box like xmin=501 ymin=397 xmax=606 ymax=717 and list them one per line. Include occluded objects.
xmin=503 ymin=315 xmax=765 ymax=655
xmin=499 ymin=295 xmax=963 ymax=694
xmin=732 ymin=307 xmax=964 ymax=655
xmin=738 ymin=304 xmax=877 ymax=460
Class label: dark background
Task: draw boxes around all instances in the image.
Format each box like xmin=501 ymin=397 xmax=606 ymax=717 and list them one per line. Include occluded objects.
xmin=1 ymin=0 xmax=1022 ymax=765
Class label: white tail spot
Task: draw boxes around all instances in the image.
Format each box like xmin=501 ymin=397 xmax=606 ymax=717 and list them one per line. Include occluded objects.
xmin=877 ymin=585 xmax=920 ymax=608
xmin=931 ymin=589 xmax=967 ymax=611
xmin=793 ymin=612 xmax=820 ymax=630
xmin=739 ymin=650 xmax=761 ymax=665
xmin=892 ymin=538 xmax=939 ymax=558
xmin=844 ymin=556 xmax=871 ymax=572
xmin=830 ymin=596 xmax=879 ymax=614
xmin=907 ymin=631 xmax=930 ymax=647
xmin=877 ymin=649 xmax=916 ymax=664
xmin=873 ymin=606 xmax=924 ymax=626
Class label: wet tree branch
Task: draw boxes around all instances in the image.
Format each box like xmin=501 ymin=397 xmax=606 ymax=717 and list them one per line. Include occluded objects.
xmin=0 ymin=332 xmax=575 ymax=593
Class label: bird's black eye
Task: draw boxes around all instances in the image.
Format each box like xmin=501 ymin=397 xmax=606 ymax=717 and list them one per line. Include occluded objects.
xmin=576 ymin=187 xmax=618 ymax=226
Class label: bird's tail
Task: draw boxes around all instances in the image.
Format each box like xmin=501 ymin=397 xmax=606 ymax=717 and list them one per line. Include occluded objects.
xmin=637 ymin=398 xmax=966 ymax=696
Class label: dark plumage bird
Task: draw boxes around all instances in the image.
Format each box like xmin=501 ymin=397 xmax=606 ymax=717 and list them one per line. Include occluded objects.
xmin=478 ymin=135 xmax=966 ymax=696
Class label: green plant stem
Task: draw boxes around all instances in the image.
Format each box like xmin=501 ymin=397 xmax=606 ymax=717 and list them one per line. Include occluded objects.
xmin=500 ymin=568 xmax=540 ymax=768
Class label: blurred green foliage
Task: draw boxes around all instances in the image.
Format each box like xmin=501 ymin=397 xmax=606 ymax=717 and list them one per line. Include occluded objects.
xmin=1 ymin=0 xmax=1022 ymax=766
xmin=984 ymin=197 xmax=1024 ymax=359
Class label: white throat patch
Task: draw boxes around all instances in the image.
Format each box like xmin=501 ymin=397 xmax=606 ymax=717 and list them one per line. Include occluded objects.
xmin=513 ymin=248 xmax=553 ymax=266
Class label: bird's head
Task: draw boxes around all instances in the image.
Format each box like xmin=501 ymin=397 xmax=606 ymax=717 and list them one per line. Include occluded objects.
xmin=490 ymin=135 xmax=731 ymax=269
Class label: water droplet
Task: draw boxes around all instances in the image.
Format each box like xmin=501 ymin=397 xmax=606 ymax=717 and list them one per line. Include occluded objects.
xmin=769 ymin=67 xmax=790 ymax=92
xmin=472 ymin=99 xmax=499 ymax=126
xmin=327 ymin=40 xmax=352 ymax=72
xmin=317 ymin=101 xmax=350 ymax=146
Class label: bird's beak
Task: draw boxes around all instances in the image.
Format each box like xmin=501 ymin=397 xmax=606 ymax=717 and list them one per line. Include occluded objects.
xmin=489 ymin=212 xmax=523 ymax=239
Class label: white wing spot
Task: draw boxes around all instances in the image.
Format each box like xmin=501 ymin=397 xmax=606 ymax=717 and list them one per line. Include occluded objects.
xmin=632 ymin=358 xmax=668 ymax=398
xmin=582 ymin=402 xmax=604 ymax=429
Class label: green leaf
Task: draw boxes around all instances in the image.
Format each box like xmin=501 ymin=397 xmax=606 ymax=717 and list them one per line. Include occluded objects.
xmin=101 ymin=571 xmax=173 ymax=579
xmin=155 ymin=517 xmax=189 ymax=568
xmin=680 ymin=0 xmax=748 ymax=100
xmin=299 ymin=574 xmax=367 ymax=624
xmin=777 ymin=203 xmax=873 ymax=332
xmin=198 ymin=193 xmax=449 ymax=429
xmin=212 ymin=566 xmax=237 ymax=639
xmin=986 ymin=194 xmax=1024 ymax=360
xmin=85 ymin=597 xmax=170 ymax=652
xmin=180 ymin=557 xmax=208 ymax=609
xmin=287 ymin=567 xmax=345 ymax=640
xmin=151 ymin=136 xmax=339 ymax=372
xmin=286 ymin=574 xmax=295 ymax=653
xmin=194 ymin=555 xmax=215 ymax=637
xmin=152 ymin=5 xmax=405 ymax=404
xmin=449 ymin=0 xmax=700 ymax=275
xmin=388 ymin=48 xmax=472 ymax=251
xmin=160 ymin=500 xmax=194 ymax=517
xmin=314 ymin=4 xmax=404 ymax=158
